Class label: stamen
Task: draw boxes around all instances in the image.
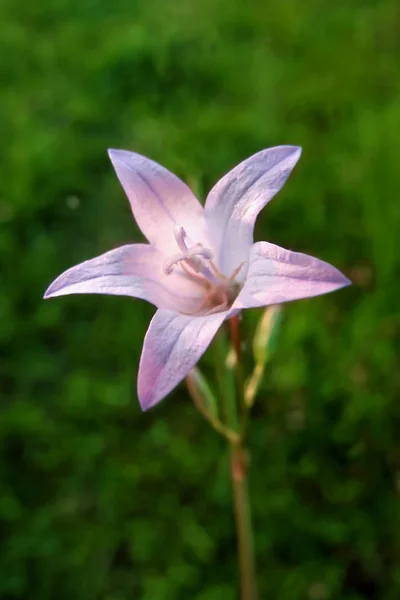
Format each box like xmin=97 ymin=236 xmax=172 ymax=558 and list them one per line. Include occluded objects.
xmin=180 ymin=295 xmax=210 ymax=316
xmin=205 ymin=300 xmax=229 ymax=315
xmin=180 ymin=286 xmax=230 ymax=316
xmin=229 ymin=261 xmax=246 ymax=280
xmin=186 ymin=245 xmax=214 ymax=272
xmin=208 ymin=260 xmax=225 ymax=279
xmin=180 ymin=261 xmax=210 ymax=285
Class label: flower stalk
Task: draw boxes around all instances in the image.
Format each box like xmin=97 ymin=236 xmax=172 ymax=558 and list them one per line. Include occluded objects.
xmin=228 ymin=316 xmax=259 ymax=600
xmin=190 ymin=320 xmax=258 ymax=598
xmin=230 ymin=443 xmax=258 ymax=600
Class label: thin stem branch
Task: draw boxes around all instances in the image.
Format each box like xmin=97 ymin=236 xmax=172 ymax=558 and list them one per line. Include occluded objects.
xmin=186 ymin=373 xmax=240 ymax=444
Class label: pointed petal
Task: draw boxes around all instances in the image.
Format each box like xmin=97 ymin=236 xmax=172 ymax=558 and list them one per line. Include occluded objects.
xmin=44 ymin=244 xmax=204 ymax=312
xmin=233 ymin=242 xmax=351 ymax=309
xmin=138 ymin=309 xmax=227 ymax=410
xmin=205 ymin=146 xmax=302 ymax=274
xmin=108 ymin=149 xmax=210 ymax=253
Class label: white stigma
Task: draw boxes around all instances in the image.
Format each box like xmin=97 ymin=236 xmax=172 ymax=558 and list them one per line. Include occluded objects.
xmin=163 ymin=244 xmax=214 ymax=275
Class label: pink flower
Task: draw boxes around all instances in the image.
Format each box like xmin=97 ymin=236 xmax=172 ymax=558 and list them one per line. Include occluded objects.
xmin=44 ymin=147 xmax=350 ymax=410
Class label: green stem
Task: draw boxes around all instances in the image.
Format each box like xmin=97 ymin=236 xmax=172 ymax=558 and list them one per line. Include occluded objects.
xmin=227 ymin=316 xmax=258 ymax=600
xmin=230 ymin=443 xmax=258 ymax=600
xmin=214 ymin=327 xmax=238 ymax=432
xmin=229 ymin=316 xmax=249 ymax=437
xmin=212 ymin=319 xmax=258 ymax=599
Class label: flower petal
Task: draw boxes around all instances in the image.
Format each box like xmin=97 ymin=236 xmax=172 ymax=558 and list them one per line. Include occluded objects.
xmin=233 ymin=241 xmax=350 ymax=309
xmin=108 ymin=149 xmax=210 ymax=253
xmin=205 ymin=146 xmax=302 ymax=275
xmin=138 ymin=309 xmax=227 ymax=410
xmin=44 ymin=244 xmax=205 ymax=312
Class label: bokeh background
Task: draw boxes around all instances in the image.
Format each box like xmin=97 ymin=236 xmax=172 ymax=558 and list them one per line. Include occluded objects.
xmin=1 ymin=0 xmax=399 ymax=598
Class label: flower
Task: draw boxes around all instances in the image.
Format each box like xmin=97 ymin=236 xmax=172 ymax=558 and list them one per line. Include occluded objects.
xmin=44 ymin=146 xmax=350 ymax=410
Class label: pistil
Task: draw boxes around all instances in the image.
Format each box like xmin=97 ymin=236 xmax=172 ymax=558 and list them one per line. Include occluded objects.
xmin=163 ymin=225 xmax=245 ymax=316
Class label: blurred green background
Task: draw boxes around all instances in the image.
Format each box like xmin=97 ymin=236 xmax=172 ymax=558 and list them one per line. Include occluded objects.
xmin=1 ymin=0 xmax=399 ymax=598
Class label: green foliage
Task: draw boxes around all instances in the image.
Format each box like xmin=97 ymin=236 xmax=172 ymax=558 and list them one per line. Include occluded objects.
xmin=1 ymin=0 xmax=399 ymax=598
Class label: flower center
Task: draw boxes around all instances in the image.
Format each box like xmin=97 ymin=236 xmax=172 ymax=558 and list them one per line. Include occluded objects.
xmin=163 ymin=225 xmax=244 ymax=316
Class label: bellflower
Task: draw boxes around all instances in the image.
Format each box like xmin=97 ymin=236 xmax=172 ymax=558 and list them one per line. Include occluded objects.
xmin=44 ymin=146 xmax=350 ymax=409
